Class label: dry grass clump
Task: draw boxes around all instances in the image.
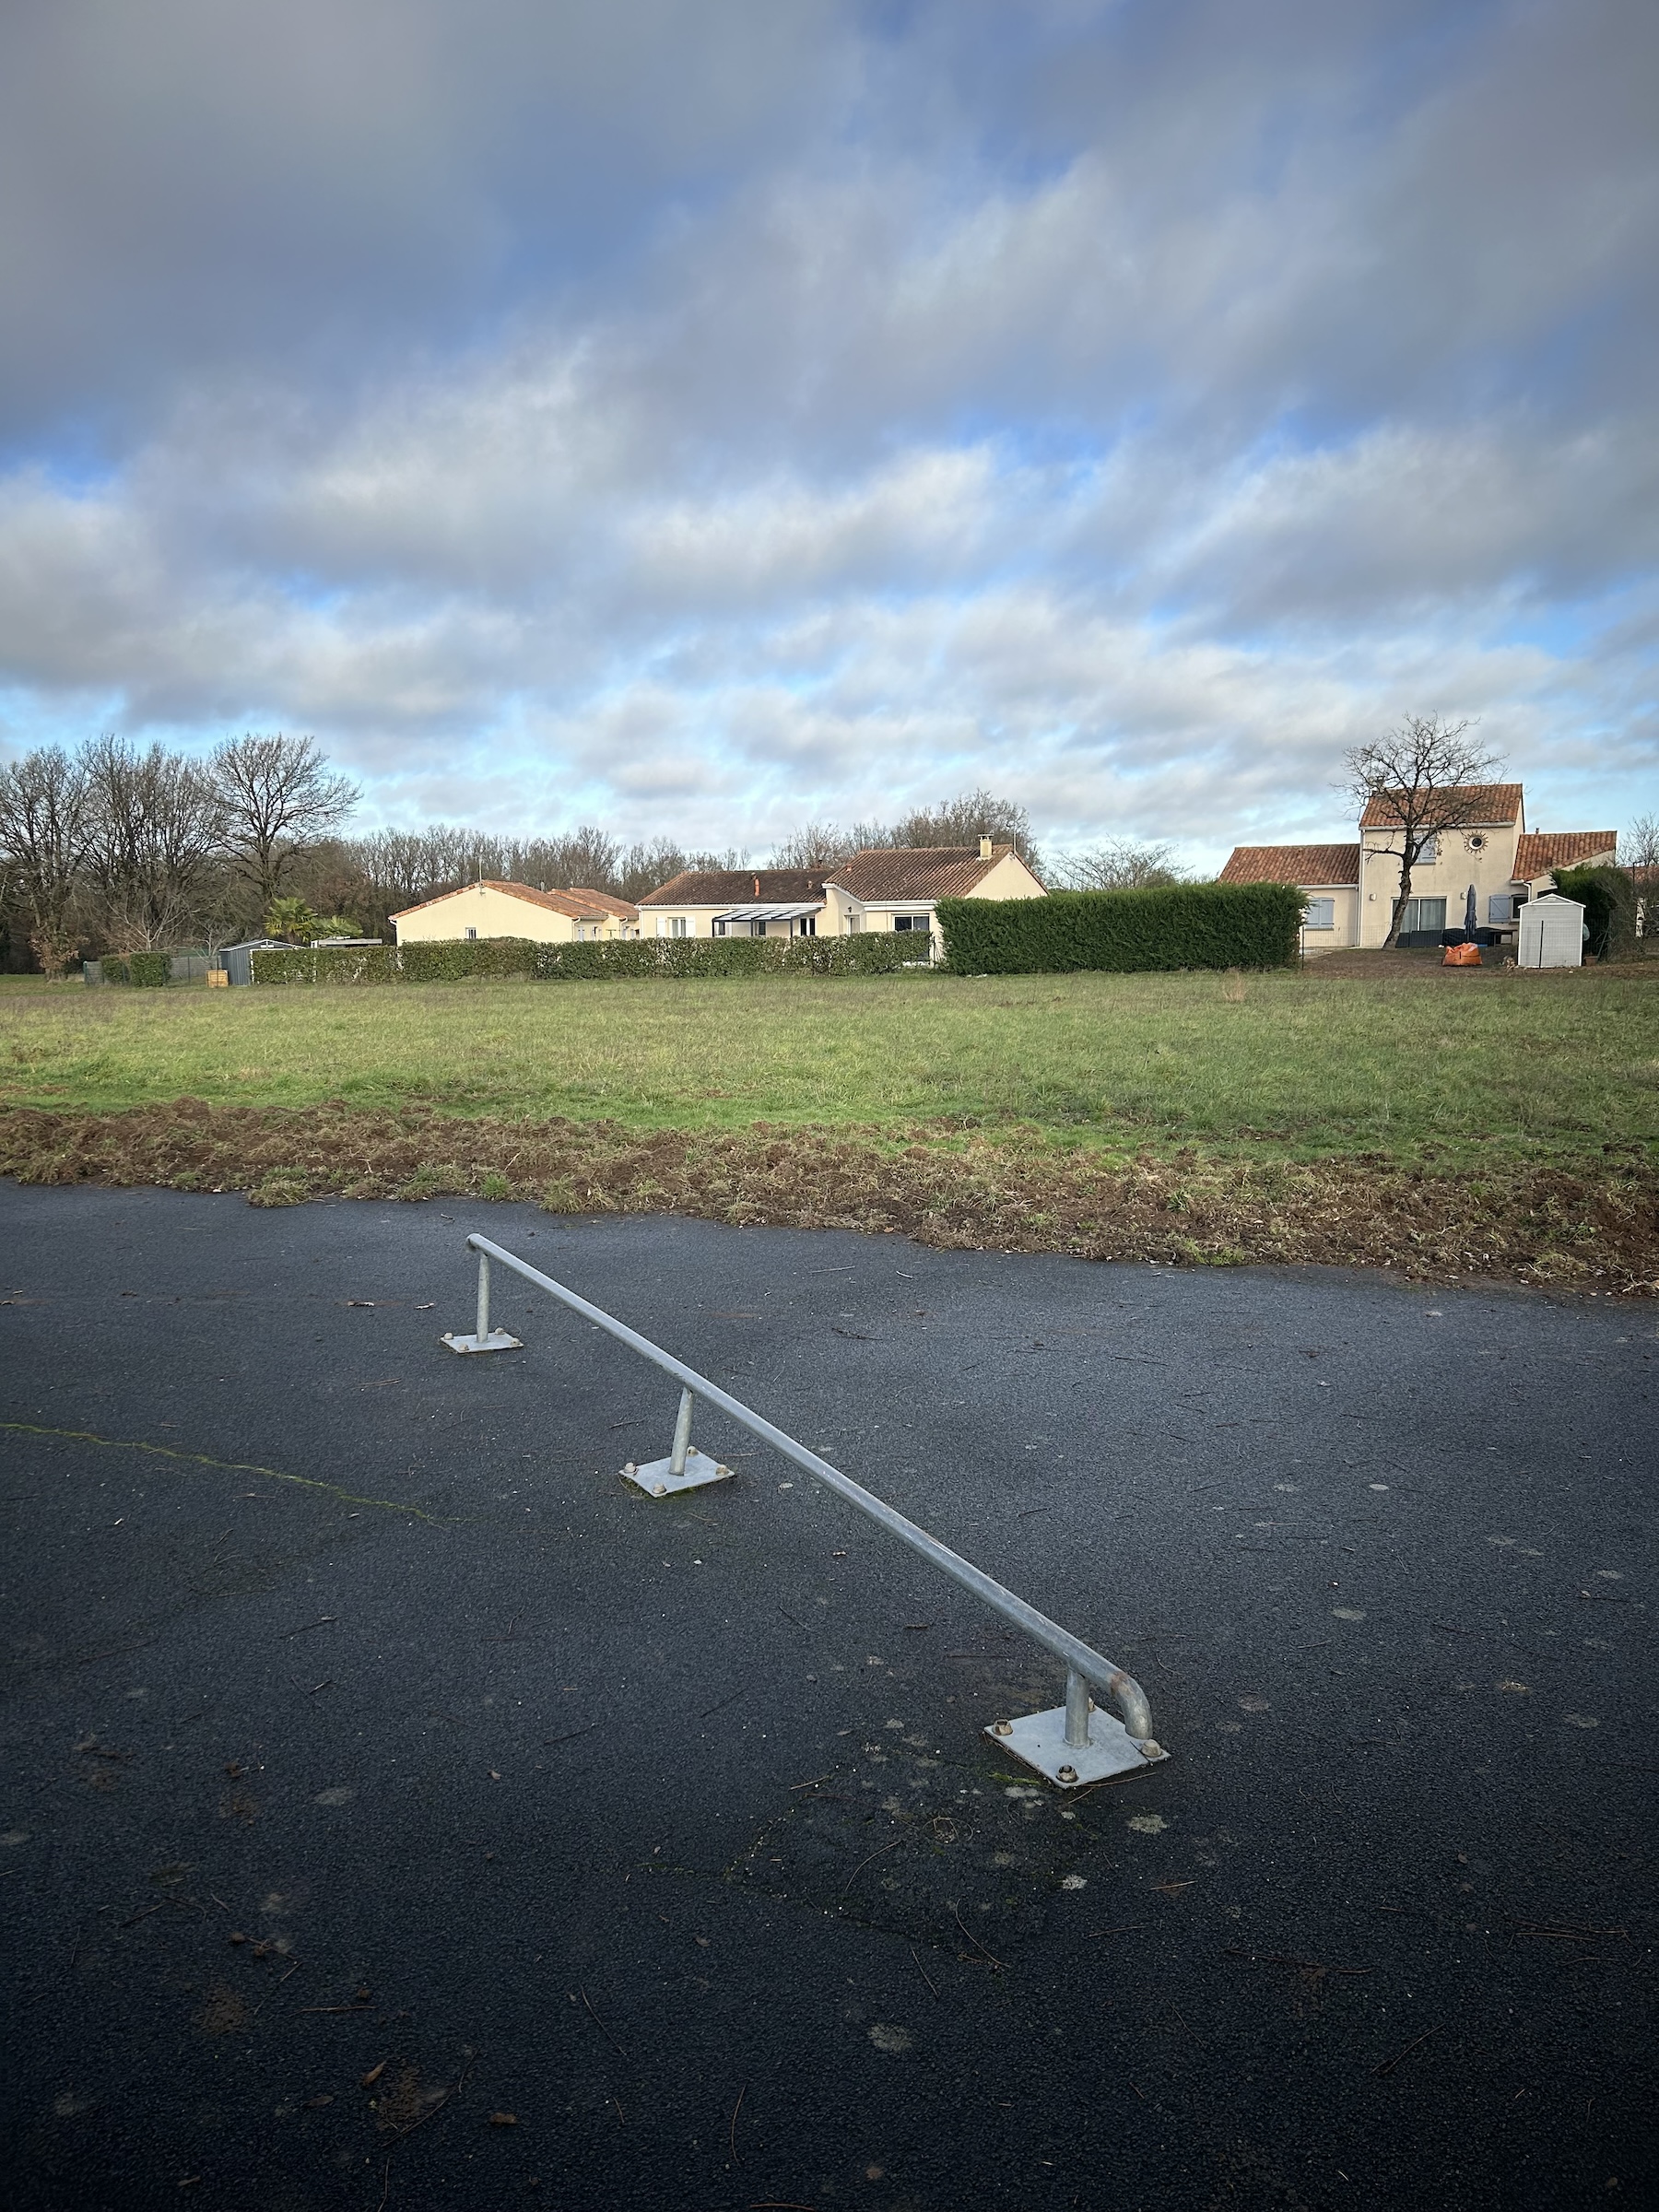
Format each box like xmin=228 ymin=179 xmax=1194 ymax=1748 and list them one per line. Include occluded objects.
xmin=3 ymin=1099 xmax=1653 ymax=1295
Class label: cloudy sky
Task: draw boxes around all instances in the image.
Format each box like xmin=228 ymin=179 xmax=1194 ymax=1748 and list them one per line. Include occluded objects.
xmin=1 ymin=0 xmax=1653 ymax=866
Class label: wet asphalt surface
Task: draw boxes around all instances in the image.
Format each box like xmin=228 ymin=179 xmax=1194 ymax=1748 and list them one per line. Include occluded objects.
xmin=0 ymin=1182 xmax=1653 ymax=2212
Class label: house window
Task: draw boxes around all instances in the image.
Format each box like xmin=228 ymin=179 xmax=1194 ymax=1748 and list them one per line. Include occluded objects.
xmin=1416 ymin=836 xmax=1439 ymax=864
xmin=1488 ymin=894 xmax=1514 ymax=924
xmin=1400 ymin=897 xmax=1446 ymax=935
xmin=465 ymin=927 xmax=477 ymax=941
xmin=671 ymin=916 xmax=689 ymax=938
xmin=751 ymin=920 xmax=768 ymax=937
xmin=794 ymin=916 xmax=816 ymax=936
xmin=1302 ymin=898 xmax=1335 ymax=930
xmin=893 ymin=913 xmax=928 ymax=933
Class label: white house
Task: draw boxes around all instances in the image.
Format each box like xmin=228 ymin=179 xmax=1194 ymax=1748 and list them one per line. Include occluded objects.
xmin=1220 ymin=787 xmax=1617 ymax=950
xmin=637 ymin=840 xmax=1045 ymax=956
xmin=392 ymin=879 xmax=640 ymax=946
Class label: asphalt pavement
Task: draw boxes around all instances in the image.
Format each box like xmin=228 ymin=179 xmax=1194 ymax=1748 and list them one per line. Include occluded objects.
xmin=1 ymin=1182 xmax=1653 ymax=2211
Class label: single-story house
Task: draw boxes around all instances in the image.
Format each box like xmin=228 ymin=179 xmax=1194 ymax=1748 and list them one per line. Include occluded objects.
xmin=391 ymin=880 xmax=640 ymax=947
xmin=637 ymin=840 xmax=1045 ymax=956
xmin=1219 ymin=787 xmax=1617 ymax=951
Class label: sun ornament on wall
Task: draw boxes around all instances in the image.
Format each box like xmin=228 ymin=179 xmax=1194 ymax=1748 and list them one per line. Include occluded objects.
xmin=1465 ymin=832 xmax=1488 ymax=852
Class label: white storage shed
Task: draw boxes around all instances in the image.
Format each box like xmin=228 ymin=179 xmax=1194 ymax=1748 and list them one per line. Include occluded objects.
xmin=1517 ymin=894 xmax=1584 ymax=970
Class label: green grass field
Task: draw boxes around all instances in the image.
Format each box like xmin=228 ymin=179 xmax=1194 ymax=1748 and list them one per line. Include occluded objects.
xmin=4 ymin=964 xmax=1655 ymax=1169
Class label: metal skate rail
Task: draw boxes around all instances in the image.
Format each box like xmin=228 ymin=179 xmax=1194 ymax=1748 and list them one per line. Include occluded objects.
xmin=457 ymin=1232 xmax=1164 ymax=1773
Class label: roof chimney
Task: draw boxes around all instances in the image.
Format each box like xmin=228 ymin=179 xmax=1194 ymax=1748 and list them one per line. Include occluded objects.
xmin=978 ymin=835 xmax=992 ymax=860
xmin=753 ymin=874 xmax=760 ymax=897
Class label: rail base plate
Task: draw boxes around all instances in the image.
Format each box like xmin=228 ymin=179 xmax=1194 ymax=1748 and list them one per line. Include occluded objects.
xmin=623 ymin=1449 xmax=734 ymax=1498
xmin=441 ymin=1330 xmax=523 ymax=1354
xmin=986 ymin=1704 xmax=1169 ymax=1787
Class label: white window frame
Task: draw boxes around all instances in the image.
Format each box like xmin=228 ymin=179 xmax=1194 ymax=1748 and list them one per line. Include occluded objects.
xmin=670 ymin=915 xmax=689 ymax=938
xmin=1400 ymin=896 xmax=1447 ymax=935
xmin=1302 ymin=898 xmax=1335 ymax=930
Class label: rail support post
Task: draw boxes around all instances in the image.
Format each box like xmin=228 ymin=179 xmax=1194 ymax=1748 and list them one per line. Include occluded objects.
xmin=441 ymin=1247 xmax=524 ymax=1354
xmin=987 ymin=1665 xmax=1166 ymax=1789
xmin=622 ymin=1384 xmax=733 ymax=1499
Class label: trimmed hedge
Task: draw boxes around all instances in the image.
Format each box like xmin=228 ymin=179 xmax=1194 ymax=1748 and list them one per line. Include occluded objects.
xmin=252 ymin=944 xmax=402 ymax=985
xmin=96 ymin=950 xmax=173 ymax=987
xmin=539 ymin=933 xmax=914 ymax=980
xmin=248 ymin=932 xmax=918 ymax=986
xmin=935 ymin=883 xmax=1305 ymax=974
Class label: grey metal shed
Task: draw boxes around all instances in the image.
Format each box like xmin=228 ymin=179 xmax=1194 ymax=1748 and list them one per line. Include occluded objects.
xmin=218 ymin=939 xmax=287 ymax=986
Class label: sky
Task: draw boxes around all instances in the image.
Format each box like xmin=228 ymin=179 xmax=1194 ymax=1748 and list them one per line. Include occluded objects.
xmin=0 ymin=0 xmax=1654 ymax=869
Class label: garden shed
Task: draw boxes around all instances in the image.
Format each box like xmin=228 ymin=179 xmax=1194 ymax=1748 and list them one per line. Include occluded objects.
xmin=1517 ymin=894 xmax=1583 ymax=970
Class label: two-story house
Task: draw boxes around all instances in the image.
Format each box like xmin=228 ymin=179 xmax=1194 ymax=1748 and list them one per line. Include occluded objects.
xmin=1219 ymin=787 xmax=1617 ymax=950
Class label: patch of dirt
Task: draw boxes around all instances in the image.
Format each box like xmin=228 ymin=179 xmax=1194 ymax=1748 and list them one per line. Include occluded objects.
xmin=197 ymin=1983 xmax=249 ymax=2035
xmin=1 ymin=1100 xmax=1653 ymax=1293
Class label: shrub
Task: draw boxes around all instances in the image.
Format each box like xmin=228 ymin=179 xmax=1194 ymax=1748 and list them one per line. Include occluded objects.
xmin=935 ymin=883 xmax=1304 ymax=974
xmin=1551 ymin=865 xmax=1635 ymax=959
xmin=91 ymin=950 xmax=172 ymax=986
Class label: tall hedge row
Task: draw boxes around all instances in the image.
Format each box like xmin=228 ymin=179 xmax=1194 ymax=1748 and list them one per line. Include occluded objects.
xmin=935 ymin=882 xmax=1305 ymax=974
xmin=249 ymin=931 xmax=918 ymax=985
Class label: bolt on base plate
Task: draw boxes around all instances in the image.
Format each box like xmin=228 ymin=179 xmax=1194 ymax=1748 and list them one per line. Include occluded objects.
xmin=622 ymin=1449 xmax=734 ymax=1498
xmin=985 ymin=1703 xmax=1169 ymax=1788
xmin=441 ymin=1329 xmax=523 ymax=1354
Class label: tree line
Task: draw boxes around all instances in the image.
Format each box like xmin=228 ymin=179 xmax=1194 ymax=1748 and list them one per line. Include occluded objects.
xmin=6 ymin=736 xmax=1186 ymax=972
xmin=0 ymin=735 xmax=360 ymax=973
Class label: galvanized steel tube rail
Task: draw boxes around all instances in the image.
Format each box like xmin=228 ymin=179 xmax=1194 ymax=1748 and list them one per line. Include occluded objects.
xmin=465 ymin=1232 xmax=1156 ymax=1747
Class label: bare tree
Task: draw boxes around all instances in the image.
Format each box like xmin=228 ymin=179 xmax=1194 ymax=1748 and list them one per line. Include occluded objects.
xmin=84 ymin=737 xmax=226 ymax=950
xmin=771 ymin=791 xmax=1040 ymax=873
xmin=212 ymin=734 xmax=359 ymax=909
xmin=0 ymin=745 xmax=93 ymax=975
xmin=1343 ymin=714 xmax=1504 ymax=947
xmin=849 ymin=788 xmax=1040 ymax=874
xmin=512 ymin=826 xmax=622 ymax=892
xmin=618 ymin=838 xmax=693 ymax=900
xmin=1624 ymin=811 xmax=1659 ymax=870
xmin=1050 ymin=836 xmax=1183 ymax=890
xmin=769 ymin=820 xmax=857 ymax=870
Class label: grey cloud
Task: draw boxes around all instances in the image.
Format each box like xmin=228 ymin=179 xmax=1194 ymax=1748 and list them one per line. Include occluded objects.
xmin=0 ymin=0 xmax=849 ymax=441
xmin=0 ymin=0 xmax=1654 ymax=862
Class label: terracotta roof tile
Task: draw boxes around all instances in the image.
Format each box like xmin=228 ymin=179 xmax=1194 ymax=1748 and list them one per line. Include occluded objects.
xmin=1218 ymin=844 xmax=1360 ymax=887
xmin=828 ymin=844 xmax=1024 ymax=900
xmin=390 ymin=879 xmax=638 ymax=923
xmin=564 ymin=886 xmax=639 ymax=917
xmin=1359 ymin=783 xmax=1523 ymax=830
xmin=638 ymin=868 xmax=830 ymax=906
xmin=1512 ymin=832 xmax=1618 ymax=878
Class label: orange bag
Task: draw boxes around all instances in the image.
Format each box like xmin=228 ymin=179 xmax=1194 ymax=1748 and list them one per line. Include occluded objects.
xmin=1442 ymin=941 xmax=1482 ymax=966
